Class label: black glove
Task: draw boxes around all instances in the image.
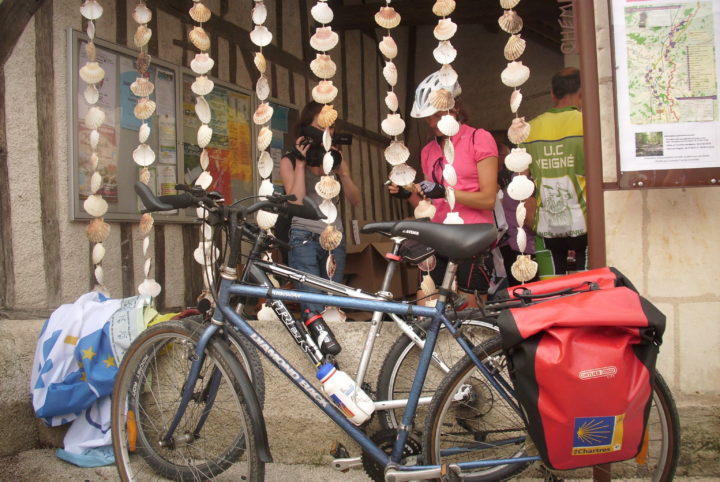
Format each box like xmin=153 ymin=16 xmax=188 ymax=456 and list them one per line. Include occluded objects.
xmin=391 ymin=185 xmax=412 ymax=199
xmin=419 ymin=180 xmax=445 ymax=199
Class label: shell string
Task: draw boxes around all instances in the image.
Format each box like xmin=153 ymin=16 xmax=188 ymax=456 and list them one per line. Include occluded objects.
xmin=79 ymin=0 xmax=110 ymax=293
xmin=498 ymin=0 xmax=539 ymax=283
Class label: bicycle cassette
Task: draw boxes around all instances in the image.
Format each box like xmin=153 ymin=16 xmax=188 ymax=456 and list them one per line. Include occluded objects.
xmin=361 ymin=428 xmax=422 ymax=482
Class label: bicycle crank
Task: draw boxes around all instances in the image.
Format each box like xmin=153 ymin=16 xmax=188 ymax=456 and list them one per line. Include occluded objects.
xmin=361 ymin=428 xmax=422 ymax=482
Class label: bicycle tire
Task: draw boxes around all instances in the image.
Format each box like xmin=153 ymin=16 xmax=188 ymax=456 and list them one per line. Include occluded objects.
xmin=182 ymin=315 xmax=266 ymax=408
xmin=423 ymin=335 xmax=681 ymax=481
xmin=111 ymin=321 xmax=265 ymax=481
xmin=376 ymin=314 xmax=498 ymax=432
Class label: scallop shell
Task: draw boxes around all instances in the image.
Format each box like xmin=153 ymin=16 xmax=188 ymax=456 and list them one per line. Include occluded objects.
xmin=141 ymin=236 xmax=150 ymax=255
xmin=200 ymin=149 xmax=210 ymax=170
xmin=139 ymin=213 xmax=154 ymax=234
xmin=138 ymin=278 xmax=162 ymax=298
xmin=433 ymin=40 xmax=457 ymax=64
xmin=250 ymin=25 xmax=273 ymax=47
xmin=375 ymin=6 xmax=401 ymax=29
xmin=90 ymin=130 xmax=100 ymax=150
xmin=321 ymin=151 xmax=334 ymax=174
xmin=505 ymin=147 xmax=532 ymax=172
xmin=501 ymin=61 xmax=530 ymax=88
xmin=311 ymin=1 xmax=334 ymax=24
xmin=414 ymin=199 xmax=437 ymax=220
xmin=256 ymin=75 xmax=270 ymax=101
xmin=516 ymin=228 xmax=527 ymax=253
xmin=139 ymin=167 xmax=151 ymax=184
xmin=385 ymin=91 xmax=399 ymax=112
xmin=95 ymin=266 xmax=104 ymax=286
xmin=384 ymin=140 xmax=410 ymax=166
xmin=507 ymin=174 xmax=535 ymax=201
xmin=443 ymin=164 xmax=457 ymax=186
xmin=197 ymin=124 xmax=213 ymax=148
xmin=312 ymin=80 xmax=338 ymax=104
xmin=508 ymin=116 xmax=531 ymax=144
xmin=257 ymin=210 xmax=279 ymax=230
xmin=498 ymin=9 xmax=523 ymax=34
xmin=139 ymin=123 xmax=151 ymax=144
xmin=189 ymin=2 xmax=211 ymax=23
xmin=89 ymin=152 xmax=99 ymax=171
xmin=322 ymin=306 xmax=346 ymax=323
xmin=319 ymin=199 xmax=338 ymax=223
xmin=381 ymin=113 xmax=405 ymax=136
xmin=418 ymin=254 xmax=437 ymax=273
xmin=326 ymin=253 xmax=337 ymax=278
xmin=195 ymin=170 xmax=213 ymax=189
xmin=194 ymin=242 xmax=219 ymax=264
xmin=254 ymin=52 xmax=267 ymax=74
xmin=86 ymin=21 xmax=96 ymax=41
xmin=189 ymin=26 xmax=211 ymax=51
xmin=80 ymin=0 xmax=103 ymax=20
xmin=429 ymin=88 xmax=455 ymax=111
xmin=378 ymin=36 xmax=398 ymax=60
xmin=258 ymin=304 xmax=280 ymax=322
xmin=134 ymin=25 xmax=152 ymax=48
xmin=383 ymin=61 xmax=398 ymax=87
xmin=516 ymin=201 xmax=527 ymax=227
xmin=443 ymin=138 xmax=455 ymax=164
xmin=191 ymin=53 xmax=215 ymax=75
xmin=446 ymin=186 xmax=456 ymax=210
xmin=87 ymin=217 xmax=110 ymax=243
xmin=79 ymin=61 xmax=105 ymax=85
xmin=133 ymin=143 xmax=156 ymax=167
xmin=84 ymin=84 xmax=99 ymax=105
xmin=310 ymin=26 xmax=339 ymax=52
xmin=258 ymin=179 xmax=275 ymax=198
xmin=432 ymin=0 xmax=456 ymax=17
xmin=133 ymin=3 xmax=152 ymax=24
xmin=84 ymin=107 xmax=105 ymax=130
xmin=92 ymin=242 xmax=106 ymax=264
xmin=320 ymin=225 xmax=343 ymax=250
xmin=191 ymin=75 xmax=214 ymax=96
xmin=310 ymin=54 xmax=337 ymax=79
xmin=443 ymin=211 xmax=464 ymax=224
xmin=257 ymin=151 xmax=274 ymax=178
xmin=510 ymin=89 xmax=523 ymax=113
xmin=136 ymin=52 xmax=151 ymax=74
xmin=323 ymin=128 xmax=332 ymax=151
xmin=130 ymin=77 xmax=154 ymax=98
xmin=389 ymin=163 xmax=416 ymax=186
xmin=511 ymin=254 xmax=538 ymax=283
xmin=500 ymin=0 xmax=521 ymax=9
xmin=252 ymin=2 xmax=268 ymax=25
xmin=504 ymin=34 xmax=526 ymax=61
xmin=90 ymin=171 xmax=103 ymax=193
xmin=84 ymin=194 xmax=108 ymax=217
xmin=253 ymin=102 xmax=274 ymax=125
xmin=257 ymin=126 xmax=273 ymax=152
xmin=437 ymin=64 xmax=458 ymax=88
xmin=420 ymin=274 xmax=437 ymax=296
xmin=317 ymin=105 xmax=338 ymax=129
xmin=437 ymin=114 xmax=460 ymax=137
xmin=134 ymin=98 xmax=156 ymax=120
xmin=434 ymin=18 xmax=458 ymax=41
xmin=315 ymin=176 xmax=341 ymax=199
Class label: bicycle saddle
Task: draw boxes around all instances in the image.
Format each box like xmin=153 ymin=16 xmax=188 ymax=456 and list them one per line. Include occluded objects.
xmin=387 ymin=220 xmax=497 ymax=261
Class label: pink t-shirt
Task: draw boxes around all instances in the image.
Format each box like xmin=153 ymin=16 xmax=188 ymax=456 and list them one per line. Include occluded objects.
xmin=420 ymin=124 xmax=497 ymax=225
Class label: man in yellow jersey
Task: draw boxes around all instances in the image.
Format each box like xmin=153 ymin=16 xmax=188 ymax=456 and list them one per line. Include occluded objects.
xmin=522 ymin=68 xmax=586 ymax=278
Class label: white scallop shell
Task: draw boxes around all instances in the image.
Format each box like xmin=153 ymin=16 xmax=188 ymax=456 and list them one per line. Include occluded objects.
xmin=84 ymin=194 xmax=108 ymax=217
xmin=437 ymin=114 xmax=460 ymax=137
xmin=257 ymin=151 xmax=274 ymax=179
xmin=84 ymin=106 xmax=105 ymax=130
xmin=315 ymin=176 xmax=341 ymax=199
xmin=189 ymin=26 xmax=212 ymax=51
xmin=508 ymin=116 xmax=531 ymax=144
xmin=134 ymin=98 xmax=156 ymax=120
xmin=92 ymin=242 xmax=105 ymax=264
xmin=86 ymin=21 xmax=96 ymax=41
xmin=516 ymin=201 xmax=527 ymax=227
xmin=323 ymin=151 xmax=335 ymax=174
xmin=381 ymin=112 xmax=405 ymax=136
xmin=80 ymin=0 xmax=103 ymax=20
xmin=250 ymin=25 xmax=273 ymax=47
xmin=443 ymin=138 xmax=455 ymax=164
xmin=138 ymin=123 xmax=150 ymax=144
xmin=89 ymin=152 xmax=99 ymax=171
xmin=384 ymin=141 xmax=410 ymax=166
xmin=516 ymin=227 xmax=528 ymax=253
xmin=311 ymin=1 xmax=334 ymax=24
xmin=144 ymin=260 xmax=153 ymax=280
xmin=200 ymin=149 xmax=210 ymax=170
xmin=257 ymin=304 xmax=280 ymax=322
xmin=383 ymin=61 xmax=398 ymax=87
xmin=90 ymin=129 xmax=100 ymax=150
xmin=375 ymin=6 xmax=401 ymax=29
xmin=498 ymin=9 xmax=523 ymax=34
xmin=139 ymin=167 xmax=151 ymax=185
xmin=189 ymin=2 xmax=211 ymax=23
xmin=434 ymin=18 xmax=458 ymax=41
xmin=134 ymin=25 xmax=152 ymax=48
xmin=258 ymin=179 xmax=275 ymax=198
xmin=438 ymin=64 xmax=458 ymax=88
xmin=197 ymin=124 xmax=213 ymax=148
xmin=310 ymin=26 xmax=339 ymax=52
xmin=195 ymin=170 xmax=213 ymax=189
xmin=257 ymin=210 xmax=279 ymax=230
xmin=389 ymin=163 xmax=416 ymax=186
xmin=84 ymin=84 xmax=99 ymax=105
xmin=414 ymin=199 xmax=436 ymax=220
xmin=133 ymin=3 xmax=152 ymax=24
xmin=443 ymin=164 xmax=457 ymax=186
xmin=257 ymin=126 xmax=272 ymax=152
xmin=256 ymin=75 xmax=270 ymax=101
xmin=378 ymin=36 xmax=398 ymax=60
xmin=94 ymin=265 xmax=104 ymax=285
xmin=432 ymin=0 xmax=457 ymax=17
xmin=194 ymin=242 xmax=219 ymax=264
xmin=322 ymin=306 xmax=346 ymax=323
xmin=90 ymin=171 xmax=103 ymax=193
xmin=130 ymin=77 xmax=155 ymax=98
xmin=433 ymin=41 xmax=457 ymax=64
xmin=504 ymin=34 xmax=526 ymax=61
xmin=138 ymin=278 xmax=162 ymax=297
xmin=319 ymin=199 xmax=338 ymax=224
xmin=420 ymin=274 xmax=436 ymax=296
xmin=418 ymin=255 xmax=437 ymax=273
xmin=253 ymin=103 xmax=274 ymax=125
xmin=312 ymin=80 xmax=338 ymax=104
xmin=510 ymin=89 xmax=523 ymax=113
xmin=201 ymin=223 xmax=213 ymax=240
xmin=192 ymin=75 xmax=215 ymax=96
xmin=191 ymin=53 xmax=215 ymax=75
xmin=143 ymin=236 xmax=150 ymax=255
xmin=252 ymin=2 xmax=267 ymax=25
xmin=446 ymin=186 xmax=456 ymax=210
xmin=501 ymin=61 xmax=530 ymax=88
xmin=385 ymin=91 xmax=399 ymax=112
xmin=511 ymin=254 xmax=538 ymax=283
xmin=323 ymin=128 xmax=332 ymax=151
xmin=507 ymin=175 xmax=535 ymax=201
xmin=133 ymin=144 xmax=156 ymax=167
xmin=505 ymin=147 xmax=532 ymax=172
xmin=443 ymin=211 xmax=464 ymax=224
xmin=254 ymin=52 xmax=267 ymax=74
xmin=501 ymin=0 xmax=521 ymax=8
xmin=195 ymin=96 xmax=211 ymax=124
xmin=310 ymin=54 xmax=336 ymax=79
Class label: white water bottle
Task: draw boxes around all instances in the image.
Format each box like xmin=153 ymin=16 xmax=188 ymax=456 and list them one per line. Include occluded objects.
xmin=317 ymin=363 xmax=375 ymax=425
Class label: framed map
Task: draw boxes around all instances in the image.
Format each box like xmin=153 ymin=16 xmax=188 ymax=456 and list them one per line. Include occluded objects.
xmin=611 ymin=0 xmax=720 ymax=188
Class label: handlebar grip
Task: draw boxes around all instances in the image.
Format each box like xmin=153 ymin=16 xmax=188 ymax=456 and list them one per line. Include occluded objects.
xmin=157 ymin=193 xmax=196 ymax=209
xmin=135 ymin=182 xmax=197 ymax=212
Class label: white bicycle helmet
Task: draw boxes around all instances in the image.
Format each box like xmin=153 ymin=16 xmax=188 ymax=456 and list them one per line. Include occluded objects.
xmin=410 ymin=70 xmax=462 ymax=118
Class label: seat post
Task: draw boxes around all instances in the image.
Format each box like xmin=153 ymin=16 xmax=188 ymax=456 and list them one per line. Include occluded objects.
xmin=437 ymin=261 xmax=458 ymax=305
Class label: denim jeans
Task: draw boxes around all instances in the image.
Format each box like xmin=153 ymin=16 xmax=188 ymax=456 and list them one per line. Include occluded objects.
xmin=287 ymin=227 xmax=346 ymax=314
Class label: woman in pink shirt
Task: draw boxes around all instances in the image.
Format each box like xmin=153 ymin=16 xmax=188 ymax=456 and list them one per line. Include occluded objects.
xmin=389 ymin=71 xmax=499 ymax=303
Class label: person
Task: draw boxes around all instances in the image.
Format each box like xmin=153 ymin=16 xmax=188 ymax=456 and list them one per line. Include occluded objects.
xmin=522 ymin=67 xmax=586 ymax=278
xmin=279 ymin=101 xmax=361 ymax=315
xmin=389 ymin=71 xmax=499 ymax=305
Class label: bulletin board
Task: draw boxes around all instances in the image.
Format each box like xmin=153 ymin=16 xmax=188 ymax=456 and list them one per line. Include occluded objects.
xmin=266 ymin=99 xmax=300 ymax=188
xmin=67 ymin=29 xmax=255 ymax=221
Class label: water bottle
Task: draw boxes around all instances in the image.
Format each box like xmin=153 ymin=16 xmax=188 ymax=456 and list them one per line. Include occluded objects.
xmin=317 ymin=363 xmax=375 ymax=425
xmin=303 ymin=310 xmax=341 ymax=356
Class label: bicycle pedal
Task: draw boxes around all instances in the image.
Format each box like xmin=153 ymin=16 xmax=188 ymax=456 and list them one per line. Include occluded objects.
xmin=329 ymin=441 xmax=350 ymax=459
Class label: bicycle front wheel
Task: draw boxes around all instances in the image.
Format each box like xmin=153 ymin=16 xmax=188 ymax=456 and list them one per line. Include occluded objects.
xmin=111 ymin=321 xmax=265 ymax=481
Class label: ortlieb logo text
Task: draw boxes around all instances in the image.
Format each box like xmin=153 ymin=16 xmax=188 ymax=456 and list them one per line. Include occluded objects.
xmin=579 ymin=366 xmax=617 ymax=380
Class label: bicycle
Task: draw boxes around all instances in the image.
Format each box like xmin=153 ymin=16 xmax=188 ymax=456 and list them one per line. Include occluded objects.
xmin=111 ymin=184 xmax=679 ymax=481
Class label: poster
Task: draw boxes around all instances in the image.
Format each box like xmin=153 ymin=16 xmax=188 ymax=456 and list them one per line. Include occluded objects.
xmin=612 ymin=0 xmax=720 ymax=172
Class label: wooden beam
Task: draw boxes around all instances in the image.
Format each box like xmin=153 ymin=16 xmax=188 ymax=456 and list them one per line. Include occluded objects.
xmin=0 ymin=0 xmax=47 ymax=68
xmin=0 ymin=68 xmax=15 ymax=309
xmin=116 ymin=0 xmax=128 ymax=46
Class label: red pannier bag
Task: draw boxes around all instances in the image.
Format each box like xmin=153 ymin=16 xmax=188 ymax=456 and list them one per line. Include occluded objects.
xmin=497 ymin=274 xmax=665 ymax=470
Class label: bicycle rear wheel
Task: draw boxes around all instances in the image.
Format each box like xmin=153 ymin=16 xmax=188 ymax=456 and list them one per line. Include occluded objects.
xmin=111 ymin=321 xmax=264 ymax=481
